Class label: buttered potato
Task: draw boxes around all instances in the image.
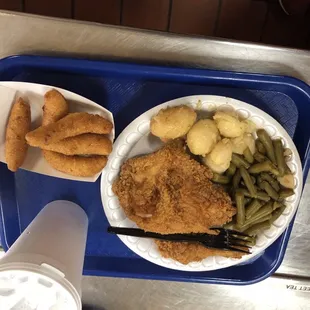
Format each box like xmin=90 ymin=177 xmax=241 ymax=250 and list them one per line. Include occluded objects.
xmin=213 ymin=111 xmax=245 ymax=138
xmin=150 ymin=105 xmax=197 ymax=140
xmin=202 ymin=138 xmax=232 ymax=174
xmin=231 ymin=133 xmax=256 ymax=155
xmin=187 ymin=119 xmax=220 ymax=155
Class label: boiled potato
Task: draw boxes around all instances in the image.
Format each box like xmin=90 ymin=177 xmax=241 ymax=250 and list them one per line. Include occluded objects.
xmin=202 ymin=138 xmax=232 ymax=174
xmin=187 ymin=119 xmax=220 ymax=155
xmin=242 ymin=119 xmax=256 ymax=133
xmin=231 ymin=133 xmax=255 ymax=155
xmin=278 ymin=174 xmax=295 ymax=189
xmin=150 ymin=105 xmax=197 ymax=140
xmin=213 ymin=111 xmax=245 ymax=138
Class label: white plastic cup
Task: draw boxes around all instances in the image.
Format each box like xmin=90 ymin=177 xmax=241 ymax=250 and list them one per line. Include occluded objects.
xmin=0 ymin=200 xmax=88 ymax=309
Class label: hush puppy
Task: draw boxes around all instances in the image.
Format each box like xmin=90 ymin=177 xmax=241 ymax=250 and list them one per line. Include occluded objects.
xmin=150 ymin=105 xmax=196 ymax=140
xmin=5 ymin=98 xmax=31 ymax=172
xmin=43 ymin=89 xmax=69 ymax=126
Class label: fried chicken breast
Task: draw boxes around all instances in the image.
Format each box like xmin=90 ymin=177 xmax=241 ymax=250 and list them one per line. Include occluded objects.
xmin=113 ymin=140 xmax=237 ymax=263
xmin=113 ymin=140 xmax=235 ymax=233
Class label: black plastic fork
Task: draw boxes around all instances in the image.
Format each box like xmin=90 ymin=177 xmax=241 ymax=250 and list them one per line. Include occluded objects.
xmin=107 ymin=226 xmax=252 ymax=254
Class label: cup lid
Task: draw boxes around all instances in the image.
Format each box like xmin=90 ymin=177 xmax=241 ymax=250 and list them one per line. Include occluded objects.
xmin=0 ymin=265 xmax=80 ymax=310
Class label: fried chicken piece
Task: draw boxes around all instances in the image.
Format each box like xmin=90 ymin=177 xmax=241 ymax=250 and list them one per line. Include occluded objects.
xmin=156 ymin=241 xmax=243 ymax=265
xmin=43 ymin=150 xmax=108 ymax=177
xmin=26 ymin=112 xmax=113 ymax=146
xmin=113 ymin=140 xmax=237 ymax=263
xmin=39 ymin=133 xmax=112 ymax=156
xmin=5 ymin=98 xmax=31 ymax=172
xmin=42 ymin=89 xmax=69 ymax=126
xmin=113 ymin=140 xmax=234 ymax=234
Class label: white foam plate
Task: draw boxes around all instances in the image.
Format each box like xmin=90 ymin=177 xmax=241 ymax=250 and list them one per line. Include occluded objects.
xmin=101 ymin=95 xmax=303 ymax=271
xmin=0 ymin=82 xmax=114 ymax=182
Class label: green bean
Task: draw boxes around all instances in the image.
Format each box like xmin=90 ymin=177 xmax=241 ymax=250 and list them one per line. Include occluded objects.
xmin=269 ymin=205 xmax=286 ymax=224
xmin=279 ymin=189 xmax=295 ymax=199
xmin=249 ymin=201 xmax=273 ymax=222
xmin=231 ymin=153 xmax=251 ymax=169
xmin=224 ymin=221 xmax=235 ymax=230
xmin=248 ymin=161 xmax=279 ymax=176
xmin=226 ymin=162 xmax=237 ymax=177
xmin=259 ymin=181 xmax=279 ymax=201
xmin=236 ymin=214 xmax=272 ymax=232
xmin=284 ymin=162 xmax=292 ymax=174
xmin=212 ymin=173 xmax=230 ymax=184
xmin=244 ymin=197 xmax=252 ymax=205
xmin=240 ymin=166 xmax=256 ymax=197
xmin=238 ymin=188 xmax=271 ymax=202
xmin=243 ymin=147 xmax=254 ymax=164
xmin=256 ymin=140 xmax=266 ymax=154
xmin=232 ymin=169 xmax=241 ymax=189
xmin=273 ymin=139 xmax=286 ymax=176
xmin=257 ymin=129 xmax=276 ymax=164
xmin=253 ymin=152 xmax=267 ymax=163
xmin=235 ymin=190 xmax=245 ymax=226
xmin=272 ymin=200 xmax=284 ymax=211
xmin=244 ymin=221 xmax=271 ymax=236
xmin=245 ymin=199 xmax=262 ymax=219
xmin=260 ymin=172 xmax=280 ymax=191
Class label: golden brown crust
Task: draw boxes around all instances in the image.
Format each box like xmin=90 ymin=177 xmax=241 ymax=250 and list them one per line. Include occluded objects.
xmin=150 ymin=105 xmax=197 ymax=140
xmin=39 ymin=133 xmax=112 ymax=156
xmin=5 ymin=98 xmax=31 ymax=171
xmin=26 ymin=112 xmax=113 ymax=146
xmin=42 ymin=89 xmax=69 ymax=126
xmin=156 ymin=241 xmax=243 ymax=265
xmin=43 ymin=150 xmax=108 ymax=177
xmin=113 ymin=140 xmax=234 ymax=235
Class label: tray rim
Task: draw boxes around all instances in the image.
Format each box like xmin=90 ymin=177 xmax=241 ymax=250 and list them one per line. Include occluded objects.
xmin=0 ymin=54 xmax=309 ymax=285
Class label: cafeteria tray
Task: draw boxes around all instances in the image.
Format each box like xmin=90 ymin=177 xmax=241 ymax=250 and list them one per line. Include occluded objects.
xmin=0 ymin=55 xmax=309 ymax=285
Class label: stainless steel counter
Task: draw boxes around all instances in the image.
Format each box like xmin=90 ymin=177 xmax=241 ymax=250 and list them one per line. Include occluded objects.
xmin=1 ymin=10 xmax=310 ymax=310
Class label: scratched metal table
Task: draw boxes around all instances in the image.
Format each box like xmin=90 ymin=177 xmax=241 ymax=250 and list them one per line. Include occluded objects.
xmin=1 ymin=10 xmax=310 ymax=310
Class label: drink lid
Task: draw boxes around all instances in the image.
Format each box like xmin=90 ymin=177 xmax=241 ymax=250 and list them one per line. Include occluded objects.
xmin=0 ymin=263 xmax=80 ymax=310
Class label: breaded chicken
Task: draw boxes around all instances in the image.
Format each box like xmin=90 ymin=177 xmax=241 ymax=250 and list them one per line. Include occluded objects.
xmin=39 ymin=133 xmax=112 ymax=156
xmin=43 ymin=150 xmax=108 ymax=177
xmin=156 ymin=240 xmax=243 ymax=265
xmin=113 ymin=140 xmax=237 ymax=263
xmin=26 ymin=112 xmax=113 ymax=146
xmin=113 ymin=140 xmax=234 ymax=234
xmin=5 ymin=98 xmax=31 ymax=172
xmin=43 ymin=89 xmax=69 ymax=126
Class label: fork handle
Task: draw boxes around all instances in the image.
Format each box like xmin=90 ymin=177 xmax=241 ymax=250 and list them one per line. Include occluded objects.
xmin=107 ymin=226 xmax=215 ymax=243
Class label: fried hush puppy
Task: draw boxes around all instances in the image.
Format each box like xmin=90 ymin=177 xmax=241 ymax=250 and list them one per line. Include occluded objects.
xmin=42 ymin=89 xmax=69 ymax=126
xmin=150 ymin=105 xmax=197 ymax=140
xmin=26 ymin=112 xmax=113 ymax=146
xmin=40 ymin=133 xmax=112 ymax=156
xmin=43 ymin=150 xmax=108 ymax=177
xmin=5 ymin=98 xmax=31 ymax=172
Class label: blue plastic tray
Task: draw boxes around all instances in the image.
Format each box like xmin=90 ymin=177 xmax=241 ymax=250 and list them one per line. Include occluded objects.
xmin=0 ymin=55 xmax=310 ymax=285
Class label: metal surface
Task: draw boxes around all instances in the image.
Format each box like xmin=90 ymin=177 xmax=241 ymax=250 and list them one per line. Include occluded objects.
xmin=0 ymin=10 xmax=310 ymax=309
